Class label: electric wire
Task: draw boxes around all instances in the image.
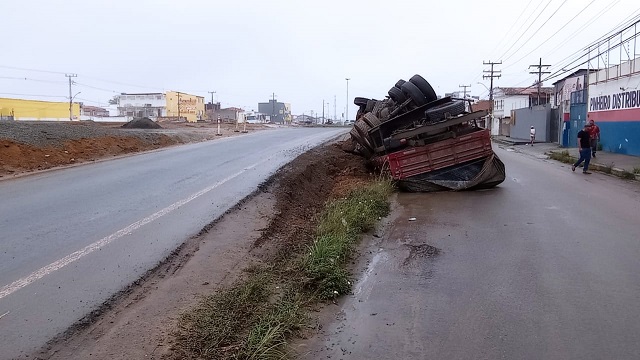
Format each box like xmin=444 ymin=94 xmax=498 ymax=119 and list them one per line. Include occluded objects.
xmin=498 ymin=0 xmax=554 ymax=61
xmin=502 ymin=0 xmax=595 ymax=70
xmin=503 ymin=0 xmax=570 ymax=63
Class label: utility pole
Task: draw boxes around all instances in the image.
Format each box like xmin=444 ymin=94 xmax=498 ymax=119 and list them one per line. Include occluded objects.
xmin=208 ymin=91 xmax=216 ymax=121
xmin=529 ymin=57 xmax=551 ymax=106
xmin=483 ymin=61 xmax=502 ymax=130
xmin=65 ymin=74 xmax=77 ymax=121
xmin=271 ymin=92 xmax=276 ymax=123
xmin=459 ymin=84 xmax=471 ymax=99
xmin=345 ymin=78 xmax=350 ymax=122
xmin=322 ymin=99 xmax=325 ymax=124
xmin=177 ymin=91 xmax=181 ymax=120
xmin=334 ymin=95 xmax=337 ymax=122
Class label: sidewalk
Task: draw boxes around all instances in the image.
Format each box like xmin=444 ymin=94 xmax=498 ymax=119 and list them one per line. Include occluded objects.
xmin=492 ymin=138 xmax=640 ymax=180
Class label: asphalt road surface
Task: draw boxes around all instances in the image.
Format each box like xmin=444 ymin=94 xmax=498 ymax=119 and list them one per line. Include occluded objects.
xmin=0 ymin=127 xmax=346 ymax=360
xmin=304 ymin=145 xmax=640 ymax=360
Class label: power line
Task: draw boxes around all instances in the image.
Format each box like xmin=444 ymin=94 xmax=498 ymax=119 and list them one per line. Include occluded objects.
xmin=0 ymin=92 xmax=67 ymax=98
xmin=498 ymin=0 xmax=554 ymax=61
xmin=0 ymin=65 xmax=68 ymax=75
xmin=490 ymin=0 xmax=535 ymax=58
xmin=0 ymin=76 xmax=65 ymax=84
xmin=503 ymin=0 xmax=570 ymax=63
xmin=502 ymin=0 xmax=594 ymax=70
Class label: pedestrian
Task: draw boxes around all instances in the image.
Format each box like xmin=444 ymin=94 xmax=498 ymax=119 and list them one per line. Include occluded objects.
xmin=572 ymin=123 xmax=592 ymax=174
xmin=529 ymin=126 xmax=536 ymax=146
xmin=588 ymin=119 xmax=601 ymax=157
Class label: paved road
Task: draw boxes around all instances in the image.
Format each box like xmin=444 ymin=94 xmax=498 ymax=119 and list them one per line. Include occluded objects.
xmin=304 ymin=146 xmax=640 ymax=360
xmin=0 ymin=127 xmax=346 ymax=360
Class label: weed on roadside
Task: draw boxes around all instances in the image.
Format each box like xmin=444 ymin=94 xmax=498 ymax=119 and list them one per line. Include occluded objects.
xmin=633 ymin=167 xmax=640 ymax=175
xmin=549 ymin=150 xmax=576 ymax=164
xmin=170 ymin=179 xmax=394 ymax=359
xmin=172 ymin=272 xmax=272 ymax=359
xmin=620 ymin=170 xmax=636 ymax=180
xmin=602 ymin=162 xmax=614 ymax=174
xmin=302 ymin=180 xmax=393 ymax=300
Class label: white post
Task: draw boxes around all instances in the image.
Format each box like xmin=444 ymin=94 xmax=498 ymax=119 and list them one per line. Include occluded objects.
xmin=216 ymin=115 xmax=222 ymax=136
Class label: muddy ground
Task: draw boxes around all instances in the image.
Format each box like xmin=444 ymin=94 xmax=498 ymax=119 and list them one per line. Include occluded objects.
xmin=0 ymin=120 xmax=268 ymax=178
xmin=31 ymin=141 xmax=374 ymax=359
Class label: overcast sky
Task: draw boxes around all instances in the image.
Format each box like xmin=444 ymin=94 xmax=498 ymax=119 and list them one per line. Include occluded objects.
xmin=1 ymin=0 xmax=639 ymax=119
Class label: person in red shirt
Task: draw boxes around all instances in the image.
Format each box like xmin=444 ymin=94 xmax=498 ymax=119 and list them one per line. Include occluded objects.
xmin=588 ymin=119 xmax=601 ymax=157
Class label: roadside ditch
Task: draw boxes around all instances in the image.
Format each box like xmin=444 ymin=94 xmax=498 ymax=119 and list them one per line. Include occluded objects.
xmin=34 ymin=140 xmax=392 ymax=360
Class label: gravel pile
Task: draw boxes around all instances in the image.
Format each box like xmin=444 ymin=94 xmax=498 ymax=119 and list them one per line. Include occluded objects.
xmin=121 ymin=118 xmax=162 ymax=129
xmin=0 ymin=121 xmax=167 ymax=147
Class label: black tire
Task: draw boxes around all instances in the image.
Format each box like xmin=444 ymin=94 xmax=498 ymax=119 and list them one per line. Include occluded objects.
xmin=388 ymin=87 xmax=407 ymax=103
xmin=409 ymin=75 xmax=438 ymax=103
xmin=395 ymin=79 xmax=406 ymax=89
xmin=401 ymin=81 xmax=428 ymax=106
xmin=365 ymin=99 xmax=376 ymax=113
xmin=425 ymin=100 xmax=465 ymax=122
xmin=354 ymin=121 xmax=374 ymax=152
xmin=354 ymin=97 xmax=369 ymax=106
xmin=362 ymin=112 xmax=381 ymax=128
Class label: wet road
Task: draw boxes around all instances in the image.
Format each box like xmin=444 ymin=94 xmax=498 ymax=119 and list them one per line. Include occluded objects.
xmin=0 ymin=127 xmax=345 ymax=360
xmin=304 ymin=146 xmax=640 ymax=360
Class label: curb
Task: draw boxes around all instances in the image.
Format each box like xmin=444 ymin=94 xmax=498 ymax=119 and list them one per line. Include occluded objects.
xmin=548 ymin=150 xmax=639 ymax=181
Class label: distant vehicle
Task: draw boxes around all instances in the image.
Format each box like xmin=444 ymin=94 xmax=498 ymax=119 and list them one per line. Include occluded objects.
xmin=345 ymin=120 xmax=355 ymax=126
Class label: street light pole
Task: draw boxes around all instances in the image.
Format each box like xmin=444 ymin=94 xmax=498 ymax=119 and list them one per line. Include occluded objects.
xmin=70 ymin=91 xmax=81 ymax=121
xmin=345 ymin=78 xmax=350 ymax=122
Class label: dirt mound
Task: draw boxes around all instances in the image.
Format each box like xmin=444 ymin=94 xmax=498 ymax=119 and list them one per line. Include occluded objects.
xmin=32 ymin=140 xmax=377 ymax=360
xmin=121 ymin=117 xmax=163 ymax=129
xmin=254 ymin=142 xmax=372 ymax=252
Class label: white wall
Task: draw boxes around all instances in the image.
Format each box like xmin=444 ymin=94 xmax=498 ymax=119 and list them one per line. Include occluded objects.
xmin=118 ymin=93 xmax=166 ymax=108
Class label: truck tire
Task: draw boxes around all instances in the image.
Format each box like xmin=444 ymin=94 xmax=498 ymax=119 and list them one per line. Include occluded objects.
xmin=354 ymin=97 xmax=369 ymax=106
xmin=354 ymin=121 xmax=374 ymax=153
xmin=388 ymin=87 xmax=407 ymax=103
xmin=362 ymin=112 xmax=381 ymax=127
xmin=365 ymin=99 xmax=377 ymax=112
xmin=425 ymin=100 xmax=465 ymax=123
xmin=409 ymin=75 xmax=438 ymax=103
xmin=401 ymin=81 xmax=428 ymax=106
xmin=395 ymin=79 xmax=406 ymax=89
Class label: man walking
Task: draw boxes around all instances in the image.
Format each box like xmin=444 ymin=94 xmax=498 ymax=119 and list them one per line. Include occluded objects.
xmin=572 ymin=123 xmax=592 ymax=174
xmin=588 ymin=119 xmax=601 ymax=157
xmin=530 ymin=126 xmax=536 ymax=146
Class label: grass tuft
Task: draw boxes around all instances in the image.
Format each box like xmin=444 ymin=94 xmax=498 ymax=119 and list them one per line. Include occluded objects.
xmin=302 ymin=180 xmax=393 ymax=299
xmin=171 ymin=179 xmax=394 ymax=359
xmin=549 ymin=150 xmax=576 ymax=164
xmin=173 ymin=273 xmax=272 ymax=359
xmin=633 ymin=167 xmax=640 ymax=175
xmin=602 ymin=162 xmax=614 ymax=174
xmin=620 ymin=170 xmax=636 ymax=180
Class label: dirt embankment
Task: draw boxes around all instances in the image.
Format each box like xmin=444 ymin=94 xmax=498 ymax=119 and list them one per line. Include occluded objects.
xmin=0 ymin=120 xmax=266 ymax=177
xmin=34 ymin=141 xmax=375 ymax=360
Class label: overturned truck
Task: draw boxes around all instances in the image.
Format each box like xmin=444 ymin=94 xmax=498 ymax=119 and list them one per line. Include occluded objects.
xmin=348 ymin=74 xmax=506 ymax=192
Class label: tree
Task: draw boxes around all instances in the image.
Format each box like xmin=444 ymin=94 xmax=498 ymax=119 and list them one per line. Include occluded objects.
xmin=108 ymin=95 xmax=119 ymax=105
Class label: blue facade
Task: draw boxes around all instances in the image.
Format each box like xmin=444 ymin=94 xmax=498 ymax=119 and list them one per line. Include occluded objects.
xmin=597 ymin=122 xmax=640 ymax=156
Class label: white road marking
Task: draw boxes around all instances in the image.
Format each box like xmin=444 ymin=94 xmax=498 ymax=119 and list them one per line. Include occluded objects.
xmin=0 ymin=159 xmax=269 ymax=300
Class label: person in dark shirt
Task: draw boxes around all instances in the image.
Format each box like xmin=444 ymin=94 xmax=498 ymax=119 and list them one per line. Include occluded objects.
xmin=572 ymin=123 xmax=592 ymax=174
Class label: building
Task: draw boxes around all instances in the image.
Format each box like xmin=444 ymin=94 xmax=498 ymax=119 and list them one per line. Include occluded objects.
xmin=0 ymin=98 xmax=80 ymax=121
xmin=552 ymin=70 xmax=595 ymax=144
xmin=117 ymin=93 xmax=167 ymax=119
xmin=117 ymin=91 xmax=205 ymax=122
xmin=491 ymin=87 xmax=553 ymax=136
xmin=165 ymin=91 xmax=205 ymax=122
xmin=206 ymin=102 xmax=245 ymax=122
xmin=586 ymin=56 xmax=640 ymax=156
xmin=258 ymin=99 xmax=291 ymax=123
xmin=81 ymin=105 xmax=110 ymax=117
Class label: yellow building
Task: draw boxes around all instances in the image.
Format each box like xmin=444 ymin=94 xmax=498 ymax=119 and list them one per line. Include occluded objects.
xmin=165 ymin=91 xmax=205 ymax=122
xmin=0 ymin=97 xmax=80 ymax=121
